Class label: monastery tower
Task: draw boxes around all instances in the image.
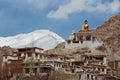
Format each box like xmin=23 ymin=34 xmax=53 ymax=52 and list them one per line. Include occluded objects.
xmin=65 ymin=20 xmax=102 ymax=49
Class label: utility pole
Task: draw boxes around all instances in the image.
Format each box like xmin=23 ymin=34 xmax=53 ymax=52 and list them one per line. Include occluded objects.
xmin=30 ymin=34 xmax=35 ymax=76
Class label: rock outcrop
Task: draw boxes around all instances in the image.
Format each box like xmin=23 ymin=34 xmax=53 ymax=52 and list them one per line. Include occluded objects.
xmin=96 ymin=13 xmax=120 ymax=60
xmin=46 ymin=42 xmax=108 ymax=61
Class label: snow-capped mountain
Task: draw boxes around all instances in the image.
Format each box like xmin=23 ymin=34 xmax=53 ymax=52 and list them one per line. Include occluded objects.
xmin=0 ymin=30 xmax=65 ymax=50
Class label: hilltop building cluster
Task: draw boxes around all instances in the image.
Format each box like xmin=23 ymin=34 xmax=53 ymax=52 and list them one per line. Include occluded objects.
xmin=1 ymin=20 xmax=120 ymax=80
xmin=2 ymin=47 xmax=110 ymax=80
xmin=65 ymin=20 xmax=101 ymax=49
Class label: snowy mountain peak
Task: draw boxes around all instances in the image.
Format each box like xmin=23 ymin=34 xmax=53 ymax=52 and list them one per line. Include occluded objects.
xmin=0 ymin=30 xmax=65 ymax=50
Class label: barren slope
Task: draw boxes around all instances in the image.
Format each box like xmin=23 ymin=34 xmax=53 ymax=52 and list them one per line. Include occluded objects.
xmin=96 ymin=13 xmax=120 ymax=60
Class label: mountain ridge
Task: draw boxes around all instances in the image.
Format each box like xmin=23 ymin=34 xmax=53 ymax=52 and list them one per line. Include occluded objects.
xmin=0 ymin=30 xmax=65 ymax=50
xmin=96 ymin=13 xmax=120 ymax=60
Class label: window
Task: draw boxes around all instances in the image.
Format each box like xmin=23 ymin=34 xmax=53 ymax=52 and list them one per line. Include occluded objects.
xmin=18 ymin=54 xmax=21 ymax=57
xmin=102 ymin=68 xmax=104 ymax=72
xmin=87 ymin=75 xmax=89 ymax=79
xmin=86 ymin=36 xmax=91 ymax=40
xmin=5 ymin=56 xmax=7 ymax=59
xmin=33 ymin=68 xmax=37 ymax=73
xmin=67 ymin=40 xmax=71 ymax=44
xmin=91 ymin=75 xmax=93 ymax=79
xmin=35 ymin=54 xmax=38 ymax=58
xmin=28 ymin=53 xmax=32 ymax=57
xmin=79 ymin=36 xmax=83 ymax=40
xmin=98 ymin=68 xmax=100 ymax=71
xmin=81 ymin=40 xmax=83 ymax=44
xmin=79 ymin=75 xmax=81 ymax=79
xmin=25 ymin=68 xmax=29 ymax=73
xmin=73 ymin=40 xmax=79 ymax=43
xmin=96 ymin=57 xmax=103 ymax=61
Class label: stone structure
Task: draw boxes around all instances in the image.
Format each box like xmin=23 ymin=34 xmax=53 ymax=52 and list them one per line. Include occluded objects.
xmin=65 ymin=20 xmax=102 ymax=49
xmin=2 ymin=47 xmax=74 ymax=76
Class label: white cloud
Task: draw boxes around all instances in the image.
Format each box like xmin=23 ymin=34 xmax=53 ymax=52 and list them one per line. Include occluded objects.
xmin=8 ymin=0 xmax=50 ymax=11
xmin=47 ymin=0 xmax=120 ymax=19
xmin=7 ymin=0 xmax=69 ymax=12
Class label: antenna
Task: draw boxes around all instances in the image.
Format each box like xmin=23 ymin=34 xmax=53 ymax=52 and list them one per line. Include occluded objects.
xmin=30 ymin=34 xmax=35 ymax=75
xmin=31 ymin=34 xmax=34 ymax=47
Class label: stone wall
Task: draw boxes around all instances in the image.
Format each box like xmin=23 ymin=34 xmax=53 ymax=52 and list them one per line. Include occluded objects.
xmin=65 ymin=40 xmax=102 ymax=49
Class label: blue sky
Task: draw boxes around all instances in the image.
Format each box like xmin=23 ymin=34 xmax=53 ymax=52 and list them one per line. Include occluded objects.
xmin=0 ymin=0 xmax=120 ymax=39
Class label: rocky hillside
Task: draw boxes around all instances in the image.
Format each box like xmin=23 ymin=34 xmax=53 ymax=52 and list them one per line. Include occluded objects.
xmin=46 ymin=42 xmax=108 ymax=61
xmin=46 ymin=42 xmax=92 ymax=55
xmin=96 ymin=13 xmax=120 ymax=60
xmin=46 ymin=13 xmax=120 ymax=61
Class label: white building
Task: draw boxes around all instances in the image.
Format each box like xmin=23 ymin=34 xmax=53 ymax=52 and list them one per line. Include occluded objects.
xmin=65 ymin=20 xmax=103 ymax=49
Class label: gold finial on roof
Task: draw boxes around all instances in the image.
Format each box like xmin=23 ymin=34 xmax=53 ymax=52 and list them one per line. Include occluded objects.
xmin=82 ymin=20 xmax=89 ymax=31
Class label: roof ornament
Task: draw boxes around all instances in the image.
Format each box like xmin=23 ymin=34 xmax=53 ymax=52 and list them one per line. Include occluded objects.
xmin=82 ymin=20 xmax=89 ymax=31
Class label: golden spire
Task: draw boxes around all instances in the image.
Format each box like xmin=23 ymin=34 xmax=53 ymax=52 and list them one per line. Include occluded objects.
xmin=82 ymin=20 xmax=89 ymax=31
